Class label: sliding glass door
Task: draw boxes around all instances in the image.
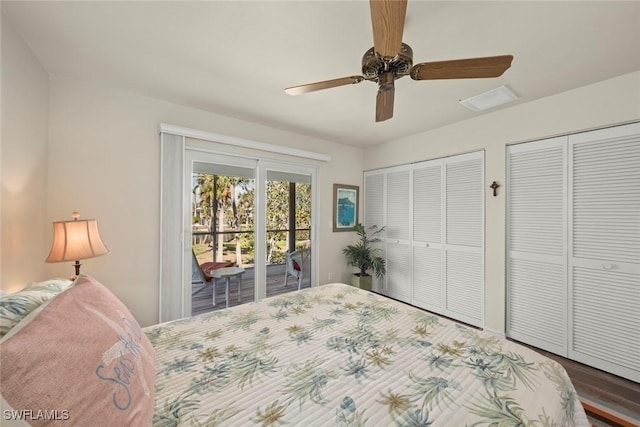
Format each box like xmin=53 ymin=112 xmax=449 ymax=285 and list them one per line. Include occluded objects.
xmin=186 ymin=150 xmax=257 ymax=316
xmin=264 ymin=168 xmax=313 ymax=298
xmin=184 ymin=150 xmax=317 ymax=315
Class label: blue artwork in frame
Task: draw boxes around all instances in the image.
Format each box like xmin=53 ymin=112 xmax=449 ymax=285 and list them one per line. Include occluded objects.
xmin=333 ymin=184 xmax=359 ymax=232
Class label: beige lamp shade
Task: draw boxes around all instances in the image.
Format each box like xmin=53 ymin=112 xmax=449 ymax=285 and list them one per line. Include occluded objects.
xmin=46 ymin=213 xmax=109 ymax=272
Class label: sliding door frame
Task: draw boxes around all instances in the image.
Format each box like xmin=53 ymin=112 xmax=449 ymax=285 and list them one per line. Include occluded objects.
xmin=160 ymin=125 xmax=326 ymax=322
xmin=257 ymin=160 xmax=318 ymax=300
xmin=183 ymin=149 xmax=259 ymax=316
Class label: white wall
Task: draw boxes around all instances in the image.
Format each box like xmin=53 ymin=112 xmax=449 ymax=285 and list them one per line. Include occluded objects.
xmin=4 ymin=14 xmax=638 ymax=333
xmin=0 ymin=12 xmax=50 ymax=291
xmin=45 ymin=76 xmax=364 ymax=326
xmin=364 ymin=71 xmax=640 ymax=334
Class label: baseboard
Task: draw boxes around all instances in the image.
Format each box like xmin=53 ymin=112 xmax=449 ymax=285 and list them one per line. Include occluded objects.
xmin=580 ymin=395 xmax=640 ymax=427
xmin=482 ymin=327 xmax=506 ymax=339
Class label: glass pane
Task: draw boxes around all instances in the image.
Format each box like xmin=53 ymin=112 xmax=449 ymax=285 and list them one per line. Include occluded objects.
xmin=266 ymin=176 xmax=312 ymax=298
xmin=191 ymin=167 xmax=255 ymax=315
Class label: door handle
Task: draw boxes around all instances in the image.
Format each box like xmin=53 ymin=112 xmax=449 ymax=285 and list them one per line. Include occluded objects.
xmin=602 ymin=263 xmax=614 ymax=270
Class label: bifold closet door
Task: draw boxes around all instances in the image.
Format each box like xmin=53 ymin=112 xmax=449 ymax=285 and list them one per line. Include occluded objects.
xmin=364 ymin=150 xmax=484 ymax=325
xmin=385 ymin=167 xmax=411 ymax=303
xmin=364 ymin=167 xmax=412 ymax=300
xmin=506 ymin=137 xmax=568 ymax=355
xmin=364 ymin=172 xmax=385 ymax=294
xmin=569 ymin=123 xmax=640 ymax=382
xmin=412 ymin=160 xmax=443 ymax=313
xmin=443 ymin=152 xmax=485 ymax=327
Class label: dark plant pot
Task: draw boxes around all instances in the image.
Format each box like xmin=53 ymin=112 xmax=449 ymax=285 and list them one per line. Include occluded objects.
xmin=350 ymin=274 xmax=372 ymax=291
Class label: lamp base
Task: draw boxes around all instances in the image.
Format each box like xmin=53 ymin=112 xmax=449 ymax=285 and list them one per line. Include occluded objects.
xmin=74 ymin=260 xmax=82 ymax=276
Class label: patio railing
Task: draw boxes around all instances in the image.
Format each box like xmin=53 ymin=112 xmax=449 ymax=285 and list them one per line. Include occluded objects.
xmin=192 ymin=228 xmax=310 ymax=267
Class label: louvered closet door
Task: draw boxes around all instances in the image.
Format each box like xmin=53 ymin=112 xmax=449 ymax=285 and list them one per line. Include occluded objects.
xmin=386 ymin=167 xmax=411 ymax=303
xmin=569 ymin=123 xmax=640 ymax=382
xmin=443 ymin=152 xmax=484 ymax=327
xmin=506 ymin=137 xmax=567 ymax=355
xmin=412 ymin=160 xmax=443 ymax=312
xmin=364 ymin=171 xmax=386 ymax=293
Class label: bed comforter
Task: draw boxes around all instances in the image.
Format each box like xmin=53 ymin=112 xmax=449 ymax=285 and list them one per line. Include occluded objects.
xmin=145 ymin=283 xmax=589 ymax=426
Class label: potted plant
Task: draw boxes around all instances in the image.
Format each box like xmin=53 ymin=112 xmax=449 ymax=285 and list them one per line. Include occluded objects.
xmin=342 ymin=223 xmax=386 ymax=291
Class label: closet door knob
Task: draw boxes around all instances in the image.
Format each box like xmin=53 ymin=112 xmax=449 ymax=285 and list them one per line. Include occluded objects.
xmin=602 ymin=263 xmax=614 ymax=270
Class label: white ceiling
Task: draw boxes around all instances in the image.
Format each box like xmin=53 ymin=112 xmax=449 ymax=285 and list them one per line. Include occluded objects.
xmin=3 ymin=1 xmax=639 ymax=147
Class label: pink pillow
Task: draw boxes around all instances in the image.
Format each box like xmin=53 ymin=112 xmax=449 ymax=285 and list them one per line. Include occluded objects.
xmin=0 ymin=275 xmax=155 ymax=426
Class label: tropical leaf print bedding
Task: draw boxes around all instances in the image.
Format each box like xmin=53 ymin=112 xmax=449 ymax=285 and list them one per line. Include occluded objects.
xmin=145 ymin=284 xmax=589 ymax=426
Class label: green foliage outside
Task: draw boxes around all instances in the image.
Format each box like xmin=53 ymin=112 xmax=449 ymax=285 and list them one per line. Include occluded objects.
xmin=192 ymin=174 xmax=311 ymax=267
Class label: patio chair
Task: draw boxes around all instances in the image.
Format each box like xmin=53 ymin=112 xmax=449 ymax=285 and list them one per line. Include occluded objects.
xmin=283 ymin=249 xmax=308 ymax=290
xmin=191 ymin=249 xmax=234 ymax=296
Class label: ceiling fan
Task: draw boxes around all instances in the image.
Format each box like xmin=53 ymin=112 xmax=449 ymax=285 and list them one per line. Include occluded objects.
xmin=285 ymin=0 xmax=513 ymax=122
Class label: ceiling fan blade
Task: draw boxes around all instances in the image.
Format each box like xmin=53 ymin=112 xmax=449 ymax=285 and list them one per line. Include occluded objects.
xmin=410 ymin=55 xmax=514 ymax=80
xmin=370 ymin=0 xmax=408 ymax=58
xmin=375 ymin=72 xmax=395 ymax=122
xmin=285 ymin=76 xmax=365 ymax=95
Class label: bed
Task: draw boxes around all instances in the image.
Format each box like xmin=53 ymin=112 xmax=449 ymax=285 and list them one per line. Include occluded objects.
xmin=0 ymin=275 xmax=589 ymax=426
xmin=146 ymin=283 xmax=589 ymax=426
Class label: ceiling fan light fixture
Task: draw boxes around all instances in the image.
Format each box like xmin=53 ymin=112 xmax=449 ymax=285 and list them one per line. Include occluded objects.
xmin=459 ymin=85 xmax=518 ymax=112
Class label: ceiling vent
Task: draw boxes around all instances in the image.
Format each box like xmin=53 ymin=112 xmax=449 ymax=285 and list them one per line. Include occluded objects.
xmin=459 ymin=85 xmax=518 ymax=112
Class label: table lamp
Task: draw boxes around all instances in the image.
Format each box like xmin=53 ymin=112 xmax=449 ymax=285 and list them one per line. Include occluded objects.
xmin=45 ymin=211 xmax=109 ymax=276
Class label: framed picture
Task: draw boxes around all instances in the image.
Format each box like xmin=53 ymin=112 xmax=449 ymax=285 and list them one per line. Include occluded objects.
xmin=333 ymin=184 xmax=359 ymax=232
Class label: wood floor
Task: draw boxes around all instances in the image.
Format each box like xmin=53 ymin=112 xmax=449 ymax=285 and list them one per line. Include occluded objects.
xmin=193 ymin=276 xmax=639 ymax=423
xmin=191 ymin=263 xmax=311 ymax=316
xmin=514 ymin=341 xmax=640 ymax=424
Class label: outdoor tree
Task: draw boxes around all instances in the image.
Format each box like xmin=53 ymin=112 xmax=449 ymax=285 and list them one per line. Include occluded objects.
xmin=266 ymin=181 xmax=289 ymax=264
xmin=193 ymin=174 xmax=311 ymax=266
xmin=295 ymin=183 xmax=311 ymax=231
xmin=193 ymin=174 xmax=252 ymax=264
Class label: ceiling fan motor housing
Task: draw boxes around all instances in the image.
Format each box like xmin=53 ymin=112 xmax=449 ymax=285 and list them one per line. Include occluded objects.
xmin=362 ymin=43 xmax=413 ymax=82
